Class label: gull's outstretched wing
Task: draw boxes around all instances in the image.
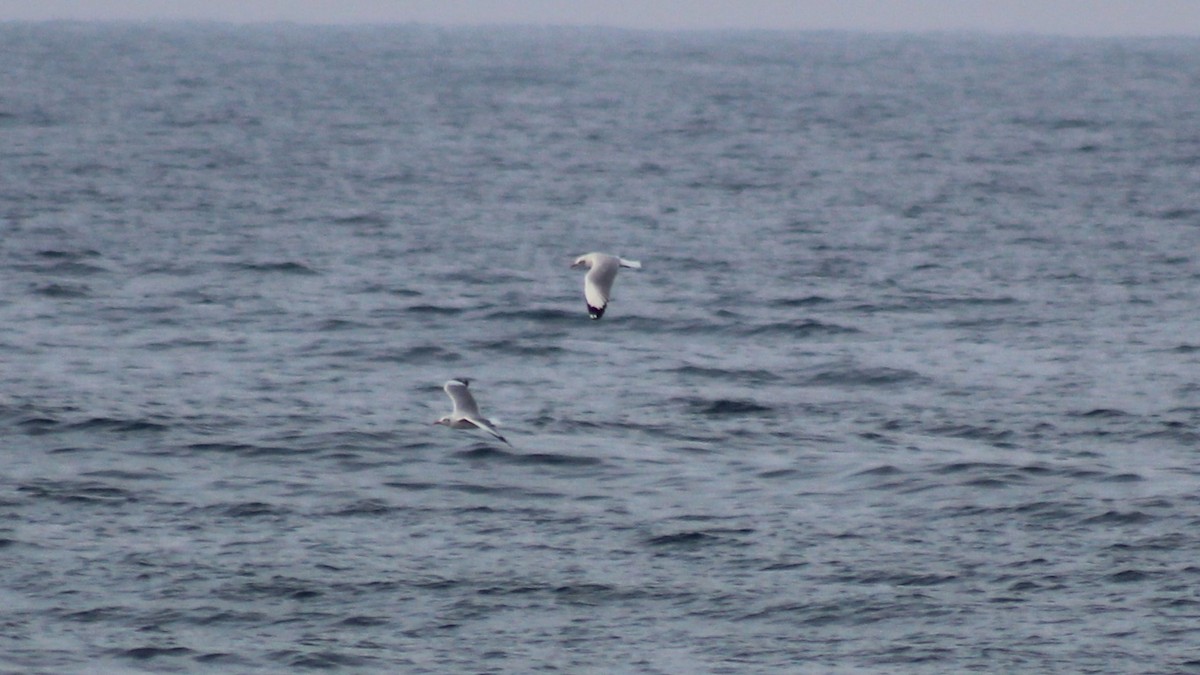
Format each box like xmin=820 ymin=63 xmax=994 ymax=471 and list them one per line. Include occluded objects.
xmin=574 ymin=252 xmax=641 ymax=320
xmin=443 ymin=379 xmax=480 ymax=417
xmin=466 ymin=415 xmax=510 ymax=446
xmin=584 ymin=256 xmax=619 ymax=319
xmin=445 ymin=379 xmax=511 ymax=446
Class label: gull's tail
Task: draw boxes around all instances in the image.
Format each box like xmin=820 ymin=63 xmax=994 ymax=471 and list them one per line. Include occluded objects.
xmin=618 ymin=258 xmax=642 ymax=270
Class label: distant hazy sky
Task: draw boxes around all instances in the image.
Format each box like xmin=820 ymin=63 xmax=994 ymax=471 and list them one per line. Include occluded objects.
xmin=3 ymin=0 xmax=1199 ymax=36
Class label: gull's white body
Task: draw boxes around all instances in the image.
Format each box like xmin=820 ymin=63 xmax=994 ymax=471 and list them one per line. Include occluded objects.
xmin=571 ymin=252 xmax=641 ymax=319
xmin=433 ymin=379 xmax=510 ymax=445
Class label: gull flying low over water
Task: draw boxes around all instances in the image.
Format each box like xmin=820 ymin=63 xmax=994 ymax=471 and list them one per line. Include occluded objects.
xmin=433 ymin=378 xmax=511 ymax=445
xmin=571 ymin=252 xmax=642 ymax=319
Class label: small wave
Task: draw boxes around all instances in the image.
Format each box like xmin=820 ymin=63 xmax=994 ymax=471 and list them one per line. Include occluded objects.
xmin=277 ymin=650 xmax=374 ymax=669
xmin=47 ymin=446 xmax=102 ymax=455
xmin=945 ymin=497 xmax=1060 ymax=516
xmin=32 ymin=282 xmax=90 ymax=298
xmin=436 ymin=270 xmax=530 ymax=289
xmin=116 ymin=646 xmax=195 ymax=661
xmin=339 ymin=615 xmax=391 ymax=627
xmin=331 ymin=212 xmax=389 ymax=227
xmin=142 ymin=337 xmax=220 ymax=350
xmin=1109 ymin=569 xmax=1150 ymax=583
xmin=453 ymin=446 xmax=514 ymax=461
xmin=405 ymin=303 xmax=466 ymax=315
xmin=470 ymin=338 xmax=566 ymax=356
xmin=925 ymin=424 xmax=1015 ymax=444
xmin=1049 ymin=117 xmax=1097 ymax=130
xmin=1122 ymin=533 xmax=1187 ymax=551
xmin=646 ymin=531 xmax=721 ymax=547
xmin=15 ymin=416 xmax=59 ymax=434
xmin=218 ymin=576 xmax=322 ymax=602
xmin=451 ymin=446 xmax=601 ymax=467
xmin=384 ymin=480 xmax=439 ymax=491
xmin=685 ymin=397 xmax=774 ymax=416
xmin=227 ymin=261 xmax=318 ymax=275
xmin=1013 ymin=501 xmax=1084 ymax=522
xmin=758 ymin=468 xmax=802 ymax=479
xmin=367 ymin=286 xmax=421 ymax=298
xmin=668 ymin=364 xmax=782 ymax=383
xmin=1082 ymin=510 xmax=1154 ymax=526
xmin=481 ymin=307 xmax=577 ymax=322
xmin=62 ymin=606 xmax=127 ymax=622
xmin=853 ymin=464 xmax=904 ymax=477
xmin=1157 ymin=207 xmax=1199 ymax=221
xmin=805 ymin=366 xmax=925 ymax=387
xmin=316 ymin=318 xmax=369 ymax=331
xmin=853 ymin=571 xmax=960 ymax=587
xmin=1137 ymin=423 xmax=1200 ymax=444
xmin=858 ymin=430 xmax=898 ymax=445
xmin=43 ymin=260 xmax=109 ymax=276
xmin=761 ymin=561 xmax=808 ymax=571
xmin=534 ymin=417 xmax=607 ymax=432
xmin=194 ymin=653 xmax=253 ymax=666
xmin=326 ymin=499 xmax=400 ymax=517
xmin=931 ymin=461 xmax=1014 ymax=475
xmin=513 ymin=452 xmax=602 ymax=466
xmin=932 ymin=295 xmax=1019 ymax=307
xmin=81 ymin=469 xmax=165 ymax=481
xmin=476 ymin=584 xmax=548 ymax=597
xmin=198 ymin=501 xmax=293 ymax=519
xmin=855 ymin=294 xmax=1018 ymax=314
xmin=769 ymin=295 xmax=833 ymax=308
xmin=387 ymin=477 xmax=565 ymax=500
xmin=1103 ymin=472 xmax=1144 ymax=483
xmin=0 ymin=105 xmax=56 ymax=127
xmin=746 ymin=318 xmax=859 ymax=337
xmin=36 ymin=248 xmax=102 ymax=260
xmin=300 ymin=430 xmax=397 ymax=454
xmin=896 ymin=461 xmax=1133 ymax=493
xmin=1076 ymin=408 xmax=1131 ymax=418
xmin=18 ymin=480 xmax=139 ymax=504
xmin=616 ymin=316 xmax=708 ymax=333
xmin=861 ymin=475 xmax=923 ymax=492
xmin=78 ymin=415 xmax=170 ymax=429
xmin=183 ymin=442 xmax=296 ymax=456
xmin=961 ymin=477 xmax=1013 ymax=489
xmin=551 ymin=582 xmax=619 ymax=599
xmin=373 ymin=344 xmax=462 ymax=363
xmin=645 ymin=528 xmax=753 ymax=548
xmin=60 ymin=417 xmax=169 ymax=434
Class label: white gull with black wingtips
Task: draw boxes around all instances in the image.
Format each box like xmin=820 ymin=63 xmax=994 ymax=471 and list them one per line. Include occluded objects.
xmin=571 ymin=252 xmax=642 ymax=319
xmin=433 ymin=378 xmax=510 ymax=445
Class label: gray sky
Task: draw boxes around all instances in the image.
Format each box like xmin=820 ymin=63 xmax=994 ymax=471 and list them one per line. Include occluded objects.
xmin=2 ymin=1 xmax=1199 ymax=36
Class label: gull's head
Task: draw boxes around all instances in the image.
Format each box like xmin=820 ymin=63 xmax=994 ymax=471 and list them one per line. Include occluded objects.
xmin=571 ymin=254 xmax=593 ymax=269
xmin=433 ymin=416 xmax=452 ymax=426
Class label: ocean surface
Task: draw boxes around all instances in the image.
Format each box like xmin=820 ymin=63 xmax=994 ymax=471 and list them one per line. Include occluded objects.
xmin=3 ymin=22 xmax=1200 ymax=673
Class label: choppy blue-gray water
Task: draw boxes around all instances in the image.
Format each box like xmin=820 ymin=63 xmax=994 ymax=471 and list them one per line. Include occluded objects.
xmin=3 ymin=22 xmax=1200 ymax=673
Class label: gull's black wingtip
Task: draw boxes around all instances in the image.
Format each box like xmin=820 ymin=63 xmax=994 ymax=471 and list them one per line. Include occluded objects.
xmin=587 ymin=304 xmax=605 ymax=320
